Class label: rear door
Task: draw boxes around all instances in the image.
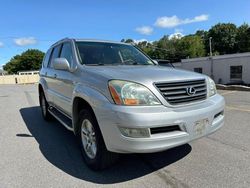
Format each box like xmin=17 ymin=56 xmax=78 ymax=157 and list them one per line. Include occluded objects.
xmin=46 ymin=44 xmax=62 ymax=105
xmin=40 ymin=48 xmax=52 ymax=103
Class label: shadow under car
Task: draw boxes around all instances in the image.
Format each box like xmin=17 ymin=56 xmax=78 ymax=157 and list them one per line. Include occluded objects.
xmin=19 ymin=106 xmax=192 ymax=184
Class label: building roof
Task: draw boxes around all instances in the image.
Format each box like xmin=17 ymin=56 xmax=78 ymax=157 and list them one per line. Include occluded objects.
xmin=181 ymin=52 xmax=250 ymax=63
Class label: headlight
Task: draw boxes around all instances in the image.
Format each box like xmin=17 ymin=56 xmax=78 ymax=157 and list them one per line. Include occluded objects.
xmin=108 ymin=80 xmax=161 ymax=105
xmin=207 ymin=77 xmax=217 ymax=97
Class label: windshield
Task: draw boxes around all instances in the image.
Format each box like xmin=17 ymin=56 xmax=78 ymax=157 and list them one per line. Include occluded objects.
xmin=76 ymin=42 xmax=154 ymax=65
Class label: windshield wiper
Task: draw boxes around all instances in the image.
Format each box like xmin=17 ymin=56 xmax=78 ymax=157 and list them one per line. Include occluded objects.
xmin=131 ymin=62 xmax=139 ymax=65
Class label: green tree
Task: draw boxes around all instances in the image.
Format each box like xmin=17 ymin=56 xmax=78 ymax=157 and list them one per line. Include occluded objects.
xmin=179 ymin=35 xmax=206 ymax=58
xmin=236 ymin=23 xmax=250 ymax=52
xmin=3 ymin=49 xmax=44 ymax=74
xmin=146 ymin=35 xmax=205 ymax=61
xmin=121 ymin=39 xmax=134 ymax=43
xmin=153 ymin=35 xmax=181 ymax=61
xmin=208 ymin=23 xmax=238 ymax=54
xmin=195 ymin=30 xmax=208 ymax=39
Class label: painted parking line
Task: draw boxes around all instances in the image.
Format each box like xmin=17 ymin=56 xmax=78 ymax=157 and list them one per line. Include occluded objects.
xmin=226 ymin=105 xmax=250 ymax=112
xmin=220 ymin=91 xmax=237 ymax=96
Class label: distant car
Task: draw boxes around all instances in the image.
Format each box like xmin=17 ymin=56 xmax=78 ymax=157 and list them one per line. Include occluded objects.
xmin=39 ymin=38 xmax=225 ymax=170
xmin=155 ymin=59 xmax=174 ymax=67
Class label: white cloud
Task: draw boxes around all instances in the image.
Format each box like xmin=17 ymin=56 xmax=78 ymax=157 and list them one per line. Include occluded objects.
xmin=133 ymin=39 xmax=154 ymax=44
xmin=14 ymin=37 xmax=37 ymax=46
xmin=169 ymin=32 xmax=184 ymax=39
xmin=133 ymin=39 xmax=148 ymax=44
xmin=169 ymin=28 xmax=184 ymax=39
xmin=135 ymin=26 xmax=154 ymax=35
xmin=0 ymin=42 xmax=4 ymax=48
xmin=155 ymin=14 xmax=209 ymax=28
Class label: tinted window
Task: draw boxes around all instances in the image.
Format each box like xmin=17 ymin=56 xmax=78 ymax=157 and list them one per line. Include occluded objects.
xmin=60 ymin=42 xmax=73 ymax=65
xmin=194 ymin=67 xmax=202 ymax=73
xmin=43 ymin=48 xmax=52 ymax=68
xmin=230 ymin=66 xmax=242 ymax=80
xmin=49 ymin=45 xmax=61 ymax=68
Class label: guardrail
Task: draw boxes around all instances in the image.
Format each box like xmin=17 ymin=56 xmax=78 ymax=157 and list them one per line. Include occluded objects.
xmin=0 ymin=75 xmax=39 ymax=84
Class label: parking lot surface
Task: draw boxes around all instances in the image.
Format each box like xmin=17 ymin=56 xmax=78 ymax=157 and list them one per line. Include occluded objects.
xmin=0 ymin=84 xmax=250 ymax=188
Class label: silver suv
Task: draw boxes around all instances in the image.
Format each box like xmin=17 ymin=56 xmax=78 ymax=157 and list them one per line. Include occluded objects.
xmin=39 ymin=38 xmax=225 ymax=170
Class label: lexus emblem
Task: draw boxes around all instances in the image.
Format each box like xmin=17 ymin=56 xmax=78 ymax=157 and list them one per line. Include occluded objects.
xmin=186 ymin=87 xmax=196 ymax=96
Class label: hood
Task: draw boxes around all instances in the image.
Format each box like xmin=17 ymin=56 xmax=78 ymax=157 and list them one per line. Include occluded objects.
xmin=85 ymin=65 xmax=206 ymax=84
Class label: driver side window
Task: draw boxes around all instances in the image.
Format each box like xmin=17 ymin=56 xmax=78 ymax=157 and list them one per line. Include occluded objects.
xmin=60 ymin=42 xmax=73 ymax=66
xmin=48 ymin=45 xmax=62 ymax=68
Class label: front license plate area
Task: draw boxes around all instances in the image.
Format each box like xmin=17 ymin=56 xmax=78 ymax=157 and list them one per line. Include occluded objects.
xmin=194 ymin=118 xmax=209 ymax=136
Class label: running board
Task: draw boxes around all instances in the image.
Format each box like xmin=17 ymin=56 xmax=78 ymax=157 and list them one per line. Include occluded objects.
xmin=48 ymin=107 xmax=73 ymax=131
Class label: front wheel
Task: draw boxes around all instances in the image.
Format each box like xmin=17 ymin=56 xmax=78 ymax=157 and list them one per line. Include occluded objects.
xmin=77 ymin=109 xmax=118 ymax=170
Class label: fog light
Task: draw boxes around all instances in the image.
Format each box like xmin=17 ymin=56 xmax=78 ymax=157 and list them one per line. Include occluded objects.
xmin=119 ymin=127 xmax=150 ymax=138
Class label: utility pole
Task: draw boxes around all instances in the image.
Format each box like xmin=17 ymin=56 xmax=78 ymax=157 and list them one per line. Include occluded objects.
xmin=209 ymin=37 xmax=212 ymax=57
xmin=209 ymin=37 xmax=214 ymax=79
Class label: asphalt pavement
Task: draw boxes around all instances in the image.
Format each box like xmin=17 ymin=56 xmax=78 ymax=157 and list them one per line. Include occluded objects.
xmin=0 ymin=84 xmax=250 ymax=188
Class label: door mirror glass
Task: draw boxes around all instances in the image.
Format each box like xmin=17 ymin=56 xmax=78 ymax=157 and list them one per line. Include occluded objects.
xmin=52 ymin=58 xmax=70 ymax=71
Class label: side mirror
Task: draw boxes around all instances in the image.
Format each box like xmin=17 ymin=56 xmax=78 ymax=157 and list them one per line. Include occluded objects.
xmin=52 ymin=58 xmax=70 ymax=71
xmin=152 ymin=60 xmax=158 ymax=65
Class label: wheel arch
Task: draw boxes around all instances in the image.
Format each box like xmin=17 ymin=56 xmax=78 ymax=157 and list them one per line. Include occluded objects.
xmin=72 ymin=97 xmax=96 ymax=134
xmin=38 ymin=83 xmax=45 ymax=104
xmin=38 ymin=78 xmax=49 ymax=101
xmin=71 ymin=84 xmax=111 ymax=135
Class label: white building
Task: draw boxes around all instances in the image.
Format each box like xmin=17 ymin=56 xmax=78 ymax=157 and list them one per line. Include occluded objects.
xmin=178 ymin=52 xmax=250 ymax=85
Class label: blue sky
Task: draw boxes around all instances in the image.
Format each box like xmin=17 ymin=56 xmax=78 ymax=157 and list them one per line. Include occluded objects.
xmin=0 ymin=0 xmax=250 ymax=67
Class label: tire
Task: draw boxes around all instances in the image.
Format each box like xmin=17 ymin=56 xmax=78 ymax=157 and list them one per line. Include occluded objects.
xmin=77 ymin=109 xmax=118 ymax=170
xmin=39 ymin=91 xmax=53 ymax=121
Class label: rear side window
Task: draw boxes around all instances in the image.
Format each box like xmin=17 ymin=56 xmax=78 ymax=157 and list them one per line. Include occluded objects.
xmin=43 ymin=48 xmax=52 ymax=68
xmin=49 ymin=45 xmax=62 ymax=68
xmin=60 ymin=42 xmax=73 ymax=66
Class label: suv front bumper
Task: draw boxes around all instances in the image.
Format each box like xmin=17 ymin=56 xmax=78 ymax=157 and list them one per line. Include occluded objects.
xmin=94 ymin=94 xmax=225 ymax=153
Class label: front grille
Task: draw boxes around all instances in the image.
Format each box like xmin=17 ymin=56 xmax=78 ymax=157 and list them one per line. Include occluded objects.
xmin=155 ymin=79 xmax=207 ymax=105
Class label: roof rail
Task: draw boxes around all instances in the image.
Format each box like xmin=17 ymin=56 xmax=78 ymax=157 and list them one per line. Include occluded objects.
xmin=51 ymin=37 xmax=71 ymax=46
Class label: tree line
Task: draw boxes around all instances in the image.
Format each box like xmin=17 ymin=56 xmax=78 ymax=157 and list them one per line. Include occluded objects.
xmin=3 ymin=49 xmax=44 ymax=74
xmin=122 ymin=23 xmax=250 ymax=62
xmin=3 ymin=22 xmax=250 ymax=74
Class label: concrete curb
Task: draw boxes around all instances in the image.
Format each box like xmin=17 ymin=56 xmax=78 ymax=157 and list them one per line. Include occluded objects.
xmin=216 ymin=84 xmax=250 ymax=91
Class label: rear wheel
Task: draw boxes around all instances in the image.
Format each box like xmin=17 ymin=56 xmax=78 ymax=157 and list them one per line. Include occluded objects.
xmin=77 ymin=109 xmax=118 ymax=170
xmin=40 ymin=92 xmax=52 ymax=121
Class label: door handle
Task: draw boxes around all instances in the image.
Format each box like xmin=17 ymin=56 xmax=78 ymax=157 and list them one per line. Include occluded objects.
xmin=54 ymin=74 xmax=57 ymax=78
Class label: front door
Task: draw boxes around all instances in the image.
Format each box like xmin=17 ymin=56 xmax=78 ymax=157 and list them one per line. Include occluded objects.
xmin=52 ymin=42 xmax=75 ymax=116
